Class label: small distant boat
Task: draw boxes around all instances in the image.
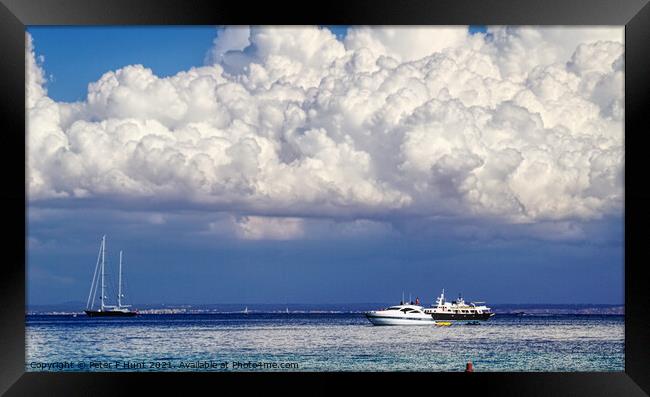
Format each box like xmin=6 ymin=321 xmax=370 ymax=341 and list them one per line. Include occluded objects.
xmin=84 ymin=235 xmax=137 ymax=317
xmin=243 ymin=307 xmax=249 ymax=315
xmin=365 ymin=304 xmax=437 ymax=326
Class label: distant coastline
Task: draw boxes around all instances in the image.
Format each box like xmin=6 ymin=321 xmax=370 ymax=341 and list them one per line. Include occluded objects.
xmin=26 ymin=303 xmax=625 ymax=316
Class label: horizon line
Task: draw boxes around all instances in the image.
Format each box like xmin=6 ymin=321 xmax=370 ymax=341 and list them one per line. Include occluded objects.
xmin=27 ymin=301 xmax=626 ymax=306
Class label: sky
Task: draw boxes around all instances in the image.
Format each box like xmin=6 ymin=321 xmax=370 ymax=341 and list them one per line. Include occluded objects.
xmin=26 ymin=26 xmax=625 ymax=306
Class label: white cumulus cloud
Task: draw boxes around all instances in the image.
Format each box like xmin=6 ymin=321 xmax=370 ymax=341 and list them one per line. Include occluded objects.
xmin=26 ymin=26 xmax=624 ymax=239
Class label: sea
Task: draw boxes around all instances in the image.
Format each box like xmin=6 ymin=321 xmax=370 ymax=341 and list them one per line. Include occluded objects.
xmin=25 ymin=311 xmax=624 ymax=372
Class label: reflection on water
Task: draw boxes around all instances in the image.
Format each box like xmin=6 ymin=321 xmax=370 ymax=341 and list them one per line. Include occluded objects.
xmin=26 ymin=313 xmax=624 ymax=372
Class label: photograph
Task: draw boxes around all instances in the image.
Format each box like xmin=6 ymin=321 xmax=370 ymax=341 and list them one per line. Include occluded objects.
xmin=25 ymin=25 xmax=625 ymax=373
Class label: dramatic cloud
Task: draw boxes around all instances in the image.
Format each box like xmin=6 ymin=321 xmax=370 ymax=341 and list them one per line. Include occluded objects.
xmin=26 ymin=26 xmax=624 ymax=239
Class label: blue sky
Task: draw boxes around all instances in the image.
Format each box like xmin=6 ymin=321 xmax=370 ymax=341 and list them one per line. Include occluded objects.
xmin=26 ymin=26 xmax=624 ymax=306
xmin=27 ymin=208 xmax=623 ymax=305
xmin=28 ymin=26 xmax=218 ymax=102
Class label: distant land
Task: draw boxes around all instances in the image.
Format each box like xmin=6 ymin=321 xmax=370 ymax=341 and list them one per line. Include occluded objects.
xmin=26 ymin=302 xmax=624 ymax=315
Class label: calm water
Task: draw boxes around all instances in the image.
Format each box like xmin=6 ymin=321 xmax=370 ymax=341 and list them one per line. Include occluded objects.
xmin=26 ymin=313 xmax=624 ymax=372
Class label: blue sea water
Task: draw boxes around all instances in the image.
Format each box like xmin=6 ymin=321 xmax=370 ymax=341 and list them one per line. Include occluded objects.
xmin=25 ymin=313 xmax=624 ymax=372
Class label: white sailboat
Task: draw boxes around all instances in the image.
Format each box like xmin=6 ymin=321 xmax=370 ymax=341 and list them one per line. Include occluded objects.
xmin=85 ymin=235 xmax=137 ymax=317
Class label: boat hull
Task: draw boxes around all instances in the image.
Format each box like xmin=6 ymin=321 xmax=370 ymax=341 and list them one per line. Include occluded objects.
xmin=429 ymin=312 xmax=494 ymax=321
xmin=365 ymin=313 xmax=436 ymax=326
xmin=84 ymin=310 xmax=137 ymax=317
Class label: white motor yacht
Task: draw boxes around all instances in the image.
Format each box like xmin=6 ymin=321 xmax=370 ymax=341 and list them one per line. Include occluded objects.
xmin=365 ymin=304 xmax=436 ymax=326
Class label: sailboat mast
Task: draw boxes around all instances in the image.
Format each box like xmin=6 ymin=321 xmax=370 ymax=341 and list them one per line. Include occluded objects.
xmin=86 ymin=240 xmax=103 ymax=310
xmin=101 ymin=235 xmax=106 ymax=311
xmin=118 ymin=250 xmax=123 ymax=308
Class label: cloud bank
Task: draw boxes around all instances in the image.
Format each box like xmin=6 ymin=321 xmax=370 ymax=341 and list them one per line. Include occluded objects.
xmin=26 ymin=26 xmax=624 ymax=239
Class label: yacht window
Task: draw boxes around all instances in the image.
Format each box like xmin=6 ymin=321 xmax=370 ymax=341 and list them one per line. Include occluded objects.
xmin=400 ymin=308 xmax=414 ymax=313
xmin=411 ymin=310 xmax=422 ymax=314
xmin=387 ymin=307 xmax=401 ymax=310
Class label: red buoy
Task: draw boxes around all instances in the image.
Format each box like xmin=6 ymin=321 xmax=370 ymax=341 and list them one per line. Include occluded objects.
xmin=465 ymin=362 xmax=474 ymax=372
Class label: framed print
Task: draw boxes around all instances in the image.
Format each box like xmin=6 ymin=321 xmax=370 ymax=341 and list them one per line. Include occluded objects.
xmin=1 ymin=0 xmax=649 ymax=395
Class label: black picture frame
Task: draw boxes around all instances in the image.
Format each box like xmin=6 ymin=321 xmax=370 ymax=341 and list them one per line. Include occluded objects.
xmin=1 ymin=0 xmax=649 ymax=395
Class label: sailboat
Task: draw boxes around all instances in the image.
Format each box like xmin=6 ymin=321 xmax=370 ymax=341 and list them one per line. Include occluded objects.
xmin=243 ymin=306 xmax=249 ymax=315
xmin=84 ymin=235 xmax=137 ymax=317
